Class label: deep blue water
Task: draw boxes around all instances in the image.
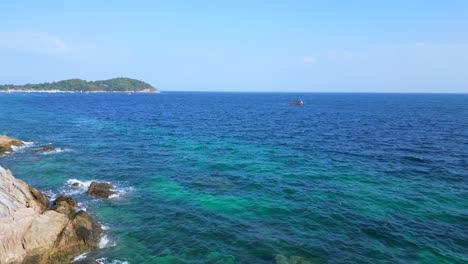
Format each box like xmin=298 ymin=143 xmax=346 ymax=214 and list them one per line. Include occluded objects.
xmin=0 ymin=92 xmax=467 ymax=264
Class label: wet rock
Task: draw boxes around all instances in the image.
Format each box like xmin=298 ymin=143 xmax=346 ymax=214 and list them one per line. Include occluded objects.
xmin=0 ymin=135 xmax=22 ymax=156
xmin=72 ymin=182 xmax=81 ymax=188
xmin=47 ymin=210 xmax=102 ymax=263
xmin=51 ymin=194 xmax=78 ymax=216
xmin=71 ymin=210 xmax=102 ymax=244
xmin=29 ymin=186 xmax=49 ymax=212
xmin=86 ymin=181 xmax=116 ymax=198
xmin=35 ymin=145 xmax=55 ymax=153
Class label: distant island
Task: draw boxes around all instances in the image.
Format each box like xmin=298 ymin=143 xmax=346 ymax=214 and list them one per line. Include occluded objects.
xmin=0 ymin=77 xmax=158 ymax=93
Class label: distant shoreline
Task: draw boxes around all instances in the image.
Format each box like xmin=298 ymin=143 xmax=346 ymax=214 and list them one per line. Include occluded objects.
xmin=0 ymin=90 xmax=159 ymax=93
xmin=0 ymin=77 xmax=158 ymax=93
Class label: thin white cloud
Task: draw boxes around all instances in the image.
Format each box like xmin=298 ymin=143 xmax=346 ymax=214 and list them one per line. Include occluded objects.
xmin=0 ymin=32 xmax=69 ymax=55
xmin=302 ymin=56 xmax=318 ymax=63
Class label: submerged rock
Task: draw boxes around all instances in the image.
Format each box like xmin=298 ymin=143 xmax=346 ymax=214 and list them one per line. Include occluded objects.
xmin=86 ymin=181 xmax=116 ymax=198
xmin=0 ymin=166 xmax=102 ymax=264
xmin=35 ymin=145 xmax=55 ymax=153
xmin=0 ymin=135 xmax=22 ymax=156
xmin=275 ymin=255 xmax=311 ymax=264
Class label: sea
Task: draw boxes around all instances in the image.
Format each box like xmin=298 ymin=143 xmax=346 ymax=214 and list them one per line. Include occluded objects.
xmin=0 ymin=92 xmax=467 ymax=264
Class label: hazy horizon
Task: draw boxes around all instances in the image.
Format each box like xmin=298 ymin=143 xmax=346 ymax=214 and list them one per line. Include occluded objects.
xmin=1 ymin=1 xmax=467 ymax=93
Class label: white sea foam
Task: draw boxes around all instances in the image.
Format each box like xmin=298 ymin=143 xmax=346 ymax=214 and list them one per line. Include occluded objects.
xmin=40 ymin=147 xmax=72 ymax=155
xmin=99 ymin=234 xmax=116 ymax=249
xmin=108 ymin=185 xmax=134 ymax=199
xmin=11 ymin=141 xmax=35 ymax=152
xmin=96 ymin=258 xmax=129 ymax=264
xmin=65 ymin=179 xmax=95 ymax=195
xmin=73 ymin=253 xmax=88 ymax=262
xmin=76 ymin=202 xmax=87 ymax=212
xmin=67 ymin=179 xmax=94 ymax=189
xmin=65 ymin=179 xmax=133 ymax=199
xmin=42 ymin=189 xmax=58 ymax=202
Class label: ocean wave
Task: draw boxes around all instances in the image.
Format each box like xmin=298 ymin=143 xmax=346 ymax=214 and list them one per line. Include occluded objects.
xmin=65 ymin=179 xmax=133 ymax=199
xmin=11 ymin=141 xmax=35 ymax=152
xmin=73 ymin=253 xmax=88 ymax=262
xmin=76 ymin=202 xmax=87 ymax=212
xmin=99 ymin=234 xmax=116 ymax=249
xmin=108 ymin=186 xmax=133 ymax=199
xmin=65 ymin=179 xmax=95 ymax=196
xmin=96 ymin=258 xmax=129 ymax=264
xmin=40 ymin=147 xmax=73 ymax=155
xmin=67 ymin=178 xmax=94 ymax=189
xmin=75 ymin=254 xmax=129 ymax=264
xmin=42 ymin=189 xmax=58 ymax=202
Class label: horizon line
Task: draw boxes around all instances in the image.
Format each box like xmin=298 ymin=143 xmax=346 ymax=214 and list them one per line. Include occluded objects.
xmin=160 ymin=90 xmax=468 ymax=94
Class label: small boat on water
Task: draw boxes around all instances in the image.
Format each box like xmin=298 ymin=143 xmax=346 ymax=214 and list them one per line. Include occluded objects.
xmin=290 ymin=100 xmax=304 ymax=106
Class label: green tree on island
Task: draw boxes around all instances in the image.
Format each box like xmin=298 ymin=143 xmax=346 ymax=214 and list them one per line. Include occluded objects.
xmin=0 ymin=78 xmax=157 ymax=92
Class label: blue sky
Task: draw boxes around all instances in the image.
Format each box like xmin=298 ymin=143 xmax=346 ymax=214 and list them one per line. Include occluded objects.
xmin=1 ymin=1 xmax=467 ymax=92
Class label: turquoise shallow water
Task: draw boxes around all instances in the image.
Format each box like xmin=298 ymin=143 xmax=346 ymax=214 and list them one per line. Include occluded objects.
xmin=0 ymin=92 xmax=467 ymax=263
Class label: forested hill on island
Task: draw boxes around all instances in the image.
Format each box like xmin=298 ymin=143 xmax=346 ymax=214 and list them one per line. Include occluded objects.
xmin=0 ymin=78 xmax=158 ymax=92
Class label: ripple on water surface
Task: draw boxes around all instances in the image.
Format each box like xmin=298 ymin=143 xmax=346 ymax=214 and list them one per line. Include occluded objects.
xmin=0 ymin=92 xmax=467 ymax=263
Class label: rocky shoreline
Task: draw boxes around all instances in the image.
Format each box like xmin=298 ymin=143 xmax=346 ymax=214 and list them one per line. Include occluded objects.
xmin=0 ymin=135 xmax=23 ymax=156
xmin=0 ymin=136 xmax=106 ymax=264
